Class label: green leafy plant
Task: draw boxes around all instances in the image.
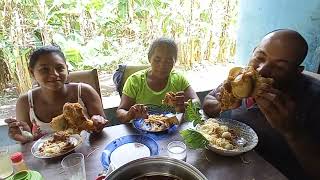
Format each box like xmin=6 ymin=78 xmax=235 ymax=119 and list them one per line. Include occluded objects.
xmin=180 ymin=129 xmax=209 ymax=149
xmin=185 ymin=100 xmax=202 ymax=126
xmin=180 ymin=100 xmax=210 ymax=149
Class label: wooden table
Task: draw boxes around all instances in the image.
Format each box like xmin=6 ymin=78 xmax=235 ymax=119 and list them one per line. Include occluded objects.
xmin=11 ymin=123 xmax=287 ymax=180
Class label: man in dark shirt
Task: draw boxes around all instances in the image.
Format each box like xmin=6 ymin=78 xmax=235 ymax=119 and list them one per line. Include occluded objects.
xmin=203 ymin=29 xmax=320 ymax=180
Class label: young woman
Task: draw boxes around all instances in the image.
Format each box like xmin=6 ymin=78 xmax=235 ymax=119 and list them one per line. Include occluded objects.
xmin=5 ymin=46 xmax=107 ymax=143
xmin=116 ymin=38 xmax=199 ymax=123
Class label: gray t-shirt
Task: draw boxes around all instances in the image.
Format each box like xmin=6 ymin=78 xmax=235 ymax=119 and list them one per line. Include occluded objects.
xmin=210 ymin=74 xmax=320 ymax=180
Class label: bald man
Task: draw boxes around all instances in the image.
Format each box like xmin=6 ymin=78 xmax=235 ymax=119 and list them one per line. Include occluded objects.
xmin=203 ymin=29 xmax=320 ymax=180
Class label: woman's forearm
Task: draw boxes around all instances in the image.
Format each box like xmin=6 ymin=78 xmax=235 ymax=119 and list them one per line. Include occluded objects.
xmin=116 ymin=109 xmax=131 ymax=123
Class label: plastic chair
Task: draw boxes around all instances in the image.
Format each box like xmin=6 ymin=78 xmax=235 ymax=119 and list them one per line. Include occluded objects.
xmin=68 ymin=69 xmax=101 ymax=98
xmin=113 ymin=65 xmax=150 ymax=96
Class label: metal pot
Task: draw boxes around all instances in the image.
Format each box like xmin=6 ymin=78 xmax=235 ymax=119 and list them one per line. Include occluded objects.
xmin=105 ymin=156 xmax=207 ymax=180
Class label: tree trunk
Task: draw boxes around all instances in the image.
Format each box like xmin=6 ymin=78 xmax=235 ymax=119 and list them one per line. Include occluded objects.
xmin=0 ymin=58 xmax=11 ymax=91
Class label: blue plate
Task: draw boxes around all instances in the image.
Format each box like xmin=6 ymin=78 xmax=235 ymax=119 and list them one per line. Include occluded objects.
xmin=100 ymin=135 xmax=159 ymax=169
xmin=133 ymin=117 xmax=177 ymax=133
xmin=132 ymin=104 xmax=177 ymax=133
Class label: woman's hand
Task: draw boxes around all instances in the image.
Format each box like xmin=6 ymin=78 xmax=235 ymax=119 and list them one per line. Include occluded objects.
xmin=127 ymin=104 xmax=148 ymax=121
xmin=91 ymin=115 xmax=109 ymax=133
xmin=175 ymin=91 xmax=186 ymax=113
xmin=5 ymin=118 xmax=32 ymax=143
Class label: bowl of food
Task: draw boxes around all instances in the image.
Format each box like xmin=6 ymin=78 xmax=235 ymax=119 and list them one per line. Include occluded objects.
xmin=197 ymin=118 xmax=258 ymax=156
xmin=181 ymin=96 xmax=258 ymax=156
xmin=105 ymin=156 xmax=207 ymax=180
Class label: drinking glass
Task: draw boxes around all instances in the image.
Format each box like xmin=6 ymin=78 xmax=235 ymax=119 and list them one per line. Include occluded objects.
xmin=0 ymin=146 xmax=14 ymax=179
xmin=167 ymin=141 xmax=187 ymax=162
xmin=61 ymin=153 xmax=86 ymax=180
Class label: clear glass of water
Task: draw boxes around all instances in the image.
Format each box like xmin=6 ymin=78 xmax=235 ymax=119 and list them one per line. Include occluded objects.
xmin=61 ymin=153 xmax=86 ymax=180
xmin=0 ymin=146 xmax=13 ymax=179
xmin=167 ymin=141 xmax=187 ymax=162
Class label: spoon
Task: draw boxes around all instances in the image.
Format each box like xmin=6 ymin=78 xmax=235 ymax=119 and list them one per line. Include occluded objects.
xmin=19 ymin=127 xmax=33 ymax=141
xmin=235 ymin=137 xmax=247 ymax=147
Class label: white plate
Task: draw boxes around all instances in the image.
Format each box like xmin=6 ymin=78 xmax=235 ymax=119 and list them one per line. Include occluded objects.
xmin=100 ymin=135 xmax=159 ymax=170
xmin=31 ymin=133 xmax=82 ymax=159
xmin=110 ymin=142 xmax=151 ymax=169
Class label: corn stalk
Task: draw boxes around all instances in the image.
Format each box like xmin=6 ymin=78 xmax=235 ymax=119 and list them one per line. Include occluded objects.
xmin=0 ymin=0 xmax=34 ymax=94
xmin=0 ymin=57 xmax=11 ymax=91
xmin=0 ymin=0 xmax=239 ymax=93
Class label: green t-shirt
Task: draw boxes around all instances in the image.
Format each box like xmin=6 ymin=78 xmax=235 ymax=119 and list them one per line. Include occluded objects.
xmin=122 ymin=69 xmax=190 ymax=105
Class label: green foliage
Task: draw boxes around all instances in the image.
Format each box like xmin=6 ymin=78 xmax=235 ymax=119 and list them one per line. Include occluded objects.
xmin=185 ymin=100 xmax=202 ymax=126
xmin=180 ymin=129 xmax=209 ymax=149
xmin=85 ymin=0 xmax=105 ymax=10
xmin=64 ymin=48 xmax=83 ymax=68
xmin=118 ymin=0 xmax=129 ymax=19
xmin=0 ymin=0 xmax=239 ymax=92
xmin=180 ymin=99 xmax=210 ymax=149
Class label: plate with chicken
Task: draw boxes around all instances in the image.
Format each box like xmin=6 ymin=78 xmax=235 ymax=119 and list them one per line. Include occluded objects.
xmin=31 ymin=102 xmax=97 ymax=158
xmin=132 ymin=105 xmax=180 ymax=133
xmin=31 ymin=131 xmax=82 ymax=158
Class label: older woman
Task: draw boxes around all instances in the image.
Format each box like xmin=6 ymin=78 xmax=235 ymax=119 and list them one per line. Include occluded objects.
xmin=116 ymin=38 xmax=199 ymax=123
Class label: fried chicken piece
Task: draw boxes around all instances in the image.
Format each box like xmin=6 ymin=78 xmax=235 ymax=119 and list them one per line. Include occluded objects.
xmin=63 ymin=103 xmax=87 ymax=127
xmin=78 ymin=119 xmax=96 ymax=132
xmin=230 ymin=67 xmax=255 ymax=98
xmin=51 ymin=114 xmax=67 ymax=131
xmin=162 ymin=92 xmax=177 ymax=106
xmin=220 ymin=85 xmax=241 ymax=112
xmin=52 ymin=131 xmax=70 ymax=142
xmin=252 ymin=75 xmax=274 ymax=96
xmin=144 ymin=114 xmax=179 ymax=131
xmin=219 ymin=66 xmax=273 ymax=112
xmin=50 ymin=103 xmax=97 ymax=134
xmin=163 ymin=116 xmax=179 ymax=127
